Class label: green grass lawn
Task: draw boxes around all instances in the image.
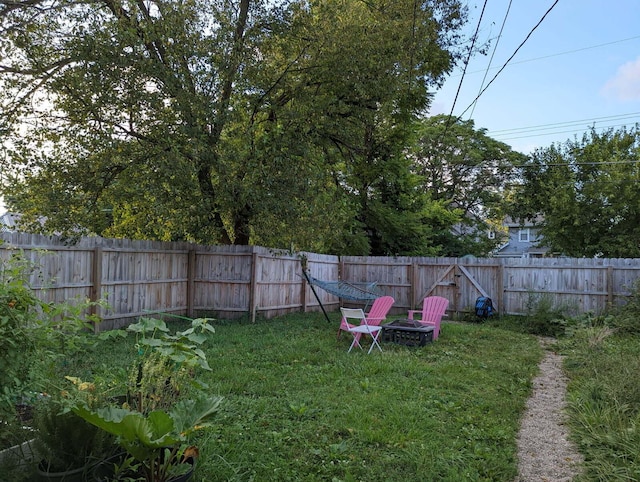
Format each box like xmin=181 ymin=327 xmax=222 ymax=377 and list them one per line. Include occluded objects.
xmin=5 ymin=313 xmax=544 ymax=481
xmin=183 ymin=313 xmax=542 ymax=481
xmin=9 ymin=308 xmax=640 ymax=481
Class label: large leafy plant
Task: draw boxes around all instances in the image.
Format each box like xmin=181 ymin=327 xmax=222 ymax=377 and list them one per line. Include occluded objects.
xmin=33 ymin=398 xmax=116 ymax=475
xmin=74 ymin=396 xmax=222 ymax=481
xmin=69 ymin=316 xmax=222 ymax=482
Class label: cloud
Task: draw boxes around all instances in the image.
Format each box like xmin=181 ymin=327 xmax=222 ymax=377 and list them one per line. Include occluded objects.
xmin=602 ymin=57 xmax=640 ymax=101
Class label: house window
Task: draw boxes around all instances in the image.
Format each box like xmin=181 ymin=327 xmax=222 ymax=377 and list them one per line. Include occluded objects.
xmin=519 ymin=228 xmax=530 ymax=242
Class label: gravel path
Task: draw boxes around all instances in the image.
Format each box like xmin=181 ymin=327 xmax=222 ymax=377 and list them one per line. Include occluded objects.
xmin=514 ymin=338 xmax=583 ymax=482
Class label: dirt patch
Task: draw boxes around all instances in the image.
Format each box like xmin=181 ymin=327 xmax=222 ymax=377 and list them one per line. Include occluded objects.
xmin=514 ymin=338 xmax=583 ymax=481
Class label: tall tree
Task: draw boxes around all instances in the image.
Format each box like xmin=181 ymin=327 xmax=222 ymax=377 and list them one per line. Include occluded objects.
xmin=0 ymin=0 xmax=468 ymax=252
xmin=410 ymin=114 xmax=525 ymax=256
xmin=511 ymin=126 xmax=640 ymax=257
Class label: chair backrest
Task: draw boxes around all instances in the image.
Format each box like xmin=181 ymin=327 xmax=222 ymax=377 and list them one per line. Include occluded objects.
xmin=420 ymin=296 xmax=449 ymax=323
xmin=364 ymin=296 xmax=395 ymax=326
xmin=340 ymin=308 xmax=366 ymax=323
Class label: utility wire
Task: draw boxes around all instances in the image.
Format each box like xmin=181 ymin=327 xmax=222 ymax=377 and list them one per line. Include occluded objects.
xmin=457 ymin=0 xmax=561 ymax=119
xmin=497 ymin=121 xmax=640 ymax=141
xmin=436 ymin=1 xmax=489 ymax=152
xmin=492 ymin=114 xmax=640 ymax=141
xmin=447 ymin=0 xmax=488 ymax=118
xmin=451 ymin=35 xmax=640 ymax=78
xmin=491 ymin=112 xmax=640 ymax=135
xmin=469 ymin=0 xmax=513 ymax=119
xmin=520 ymin=159 xmax=640 ymax=167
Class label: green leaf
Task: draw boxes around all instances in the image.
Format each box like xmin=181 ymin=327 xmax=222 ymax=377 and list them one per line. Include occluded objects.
xmin=170 ymin=395 xmax=223 ymax=436
xmin=185 ymin=333 xmax=207 ymax=345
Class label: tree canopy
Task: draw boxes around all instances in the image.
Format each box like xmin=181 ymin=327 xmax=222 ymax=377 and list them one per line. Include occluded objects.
xmin=510 ymin=126 xmax=640 ymax=258
xmin=0 ymin=0 xmax=471 ymax=255
xmin=409 ymin=114 xmax=526 ymax=256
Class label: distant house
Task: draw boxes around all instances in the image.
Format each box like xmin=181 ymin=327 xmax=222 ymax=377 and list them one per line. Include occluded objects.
xmin=0 ymin=212 xmax=52 ymax=234
xmin=492 ymin=216 xmax=550 ymax=258
xmin=0 ymin=212 xmax=21 ymax=232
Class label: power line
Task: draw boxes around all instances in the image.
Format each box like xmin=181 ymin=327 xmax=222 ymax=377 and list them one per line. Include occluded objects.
xmin=457 ymin=0 xmax=561 ymax=119
xmin=496 ymin=123 xmax=640 ymax=141
xmin=481 ymin=34 xmax=640 ymax=71
xmin=447 ymin=0 xmax=488 ymax=118
xmin=469 ymin=0 xmax=513 ymax=119
xmin=453 ymin=35 xmax=640 ymax=78
xmin=490 ymin=112 xmax=640 ymax=135
xmin=520 ymin=159 xmax=640 ymax=167
xmin=436 ymin=1 xmax=489 ymax=152
xmin=492 ymin=117 xmax=640 ymax=141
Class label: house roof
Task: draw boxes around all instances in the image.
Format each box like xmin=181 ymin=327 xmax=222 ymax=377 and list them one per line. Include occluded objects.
xmin=502 ymin=215 xmax=545 ymax=228
xmin=0 ymin=212 xmax=51 ymax=233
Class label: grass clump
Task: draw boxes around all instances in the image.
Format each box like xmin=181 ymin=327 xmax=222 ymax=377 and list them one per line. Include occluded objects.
xmin=560 ymin=297 xmax=640 ymax=482
xmin=607 ymin=279 xmax=640 ymax=335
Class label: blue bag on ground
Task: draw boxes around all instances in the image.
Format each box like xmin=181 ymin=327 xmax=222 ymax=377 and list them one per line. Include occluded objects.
xmin=475 ymin=296 xmax=494 ymax=318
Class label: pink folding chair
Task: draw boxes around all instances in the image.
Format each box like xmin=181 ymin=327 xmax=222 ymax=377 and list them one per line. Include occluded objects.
xmin=408 ymin=296 xmax=449 ymax=340
xmin=338 ymin=295 xmax=395 ymax=344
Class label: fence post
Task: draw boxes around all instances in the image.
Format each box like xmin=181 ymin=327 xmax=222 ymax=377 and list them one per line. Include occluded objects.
xmin=250 ymin=251 xmax=259 ymax=323
xmin=300 ymin=258 xmax=308 ymax=314
xmin=411 ymin=262 xmax=419 ymax=309
xmin=90 ymin=246 xmax=103 ymax=333
xmin=453 ymin=260 xmax=460 ymax=315
xmin=607 ymin=266 xmax=614 ymax=307
xmin=496 ymin=262 xmax=504 ymax=315
xmin=338 ymin=258 xmax=345 ymax=308
xmin=187 ymin=249 xmax=196 ymax=319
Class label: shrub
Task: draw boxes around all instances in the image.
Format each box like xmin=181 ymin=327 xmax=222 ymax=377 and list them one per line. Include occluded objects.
xmin=0 ymin=249 xmax=104 ymax=444
xmin=522 ymin=291 xmax=575 ymax=336
xmin=0 ymin=252 xmax=45 ymax=418
xmin=609 ymin=279 xmax=640 ymax=334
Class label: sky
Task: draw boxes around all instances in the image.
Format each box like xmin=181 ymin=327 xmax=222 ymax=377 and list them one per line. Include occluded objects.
xmin=430 ymin=0 xmax=640 ymax=154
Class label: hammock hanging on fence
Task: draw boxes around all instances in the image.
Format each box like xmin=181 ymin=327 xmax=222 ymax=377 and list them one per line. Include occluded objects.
xmin=303 ymin=273 xmax=380 ymax=301
xmin=302 ymin=271 xmax=381 ymax=323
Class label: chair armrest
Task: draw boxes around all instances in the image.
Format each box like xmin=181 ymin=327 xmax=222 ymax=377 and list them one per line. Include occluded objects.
xmin=366 ymin=317 xmax=385 ymax=322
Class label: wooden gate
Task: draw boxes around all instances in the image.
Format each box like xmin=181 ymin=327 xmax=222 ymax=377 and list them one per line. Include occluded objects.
xmin=417 ymin=260 xmax=501 ymax=316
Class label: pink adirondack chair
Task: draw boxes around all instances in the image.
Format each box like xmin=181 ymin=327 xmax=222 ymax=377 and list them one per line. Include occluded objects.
xmin=408 ymin=296 xmax=449 ymax=340
xmin=338 ymin=296 xmax=395 ymax=343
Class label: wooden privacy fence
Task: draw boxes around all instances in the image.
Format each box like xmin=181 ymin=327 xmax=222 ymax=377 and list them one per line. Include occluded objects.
xmin=339 ymin=256 xmax=640 ymax=317
xmin=2 ymin=232 xmax=640 ymax=329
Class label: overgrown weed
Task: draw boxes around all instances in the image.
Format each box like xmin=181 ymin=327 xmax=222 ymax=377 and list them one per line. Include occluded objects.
xmin=561 ymin=279 xmax=640 ymax=480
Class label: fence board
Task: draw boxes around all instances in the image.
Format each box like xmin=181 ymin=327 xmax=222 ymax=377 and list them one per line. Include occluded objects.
xmin=303 ymin=252 xmax=341 ymax=312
